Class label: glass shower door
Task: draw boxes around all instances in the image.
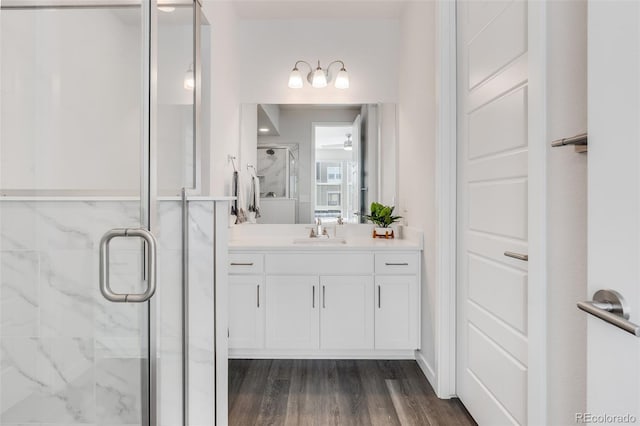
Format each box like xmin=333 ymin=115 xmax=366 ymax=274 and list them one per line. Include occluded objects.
xmin=1 ymin=2 xmax=155 ymax=425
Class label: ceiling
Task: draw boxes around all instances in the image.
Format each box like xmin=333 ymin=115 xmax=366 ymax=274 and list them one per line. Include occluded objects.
xmin=231 ymin=0 xmax=408 ymax=20
xmin=315 ymin=125 xmax=354 ymax=150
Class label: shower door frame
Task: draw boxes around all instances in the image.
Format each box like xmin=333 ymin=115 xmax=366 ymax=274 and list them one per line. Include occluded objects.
xmin=0 ymin=1 xmax=159 ymax=425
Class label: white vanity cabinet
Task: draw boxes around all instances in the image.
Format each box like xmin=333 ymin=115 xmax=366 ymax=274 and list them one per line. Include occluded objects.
xmin=228 ymin=275 xmax=264 ymax=349
xmin=265 ymin=275 xmax=319 ymax=349
xmin=319 ymin=276 xmax=374 ymax=350
xmin=228 ymin=253 xmax=265 ymax=349
xmin=228 ymin=248 xmax=420 ymax=358
xmin=374 ymin=253 xmax=420 ymax=349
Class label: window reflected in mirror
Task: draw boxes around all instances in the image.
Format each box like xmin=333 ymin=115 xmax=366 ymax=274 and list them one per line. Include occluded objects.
xmin=242 ymin=103 xmax=397 ymax=224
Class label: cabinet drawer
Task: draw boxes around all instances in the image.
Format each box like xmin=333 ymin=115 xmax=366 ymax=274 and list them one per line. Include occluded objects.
xmin=229 ymin=253 xmax=264 ymax=274
xmin=266 ymin=253 xmax=373 ymax=275
xmin=374 ymin=252 xmax=419 ymax=275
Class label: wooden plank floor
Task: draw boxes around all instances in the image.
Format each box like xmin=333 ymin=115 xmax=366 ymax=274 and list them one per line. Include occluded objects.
xmin=229 ymin=359 xmax=477 ymax=426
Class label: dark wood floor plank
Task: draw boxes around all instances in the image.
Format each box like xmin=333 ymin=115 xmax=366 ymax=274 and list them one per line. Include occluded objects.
xmin=229 ymin=359 xmax=273 ymax=426
xmin=255 ymin=359 xmax=293 ymax=426
xmin=398 ymin=361 xmax=476 ymax=426
xmin=335 ymin=360 xmax=372 ymax=426
xmin=315 ymin=359 xmax=341 ymax=426
xmin=357 ymin=360 xmax=402 ymax=426
xmin=229 ymin=359 xmax=478 ymax=426
xmin=386 ymin=378 xmax=433 ymax=426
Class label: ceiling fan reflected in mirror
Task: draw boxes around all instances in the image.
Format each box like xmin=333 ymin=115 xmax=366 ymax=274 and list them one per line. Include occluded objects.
xmin=343 ymin=133 xmax=353 ymax=151
xmin=319 ymin=133 xmax=353 ymax=151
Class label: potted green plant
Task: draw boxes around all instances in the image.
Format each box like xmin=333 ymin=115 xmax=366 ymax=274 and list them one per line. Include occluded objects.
xmin=362 ymin=202 xmax=402 ymax=238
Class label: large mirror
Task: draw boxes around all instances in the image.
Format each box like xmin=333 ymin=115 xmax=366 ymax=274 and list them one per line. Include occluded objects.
xmin=239 ymin=103 xmax=397 ymax=224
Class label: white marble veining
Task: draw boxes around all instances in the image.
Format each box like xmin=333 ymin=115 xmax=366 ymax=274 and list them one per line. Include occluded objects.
xmin=1 ymin=198 xmax=219 ymax=424
xmin=95 ymin=358 xmax=141 ymax=424
xmin=258 ymin=148 xmax=288 ymax=197
xmin=0 ymin=251 xmax=39 ymax=337
xmin=186 ymin=201 xmax=216 ymax=425
xmin=1 ymin=337 xmax=95 ymax=424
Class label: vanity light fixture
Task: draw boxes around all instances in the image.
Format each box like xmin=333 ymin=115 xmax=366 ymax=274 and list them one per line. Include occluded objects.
xmin=258 ymin=127 xmax=270 ymax=133
xmin=288 ymin=60 xmax=349 ymax=89
xmin=158 ymin=6 xmax=176 ymax=12
xmin=344 ymin=133 xmax=353 ymax=151
xmin=184 ymin=63 xmax=195 ymax=90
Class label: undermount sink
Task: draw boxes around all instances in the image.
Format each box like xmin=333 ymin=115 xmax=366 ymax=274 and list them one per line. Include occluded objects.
xmin=293 ymin=237 xmax=346 ymax=244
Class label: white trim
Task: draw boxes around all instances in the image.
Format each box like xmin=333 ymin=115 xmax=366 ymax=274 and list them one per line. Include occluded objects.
xmin=527 ymin=1 xmax=548 ymax=425
xmin=229 ymin=349 xmax=416 ymax=359
xmin=435 ymin=0 xmax=458 ymax=399
xmin=415 ymin=349 xmax=438 ymax=391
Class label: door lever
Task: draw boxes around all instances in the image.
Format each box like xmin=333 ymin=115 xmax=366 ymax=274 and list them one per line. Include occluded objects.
xmin=504 ymin=251 xmax=528 ymax=261
xmin=577 ymin=289 xmax=640 ymax=337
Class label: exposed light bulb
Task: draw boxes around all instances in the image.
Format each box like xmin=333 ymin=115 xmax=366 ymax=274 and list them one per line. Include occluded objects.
xmin=334 ymin=68 xmax=349 ymax=89
xmin=184 ymin=64 xmax=195 ymax=90
xmin=288 ymin=67 xmax=303 ymax=89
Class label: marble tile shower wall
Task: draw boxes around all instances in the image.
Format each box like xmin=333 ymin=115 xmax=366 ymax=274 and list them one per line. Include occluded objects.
xmin=185 ymin=201 xmax=216 ymax=425
xmin=0 ymin=199 xmax=212 ymax=426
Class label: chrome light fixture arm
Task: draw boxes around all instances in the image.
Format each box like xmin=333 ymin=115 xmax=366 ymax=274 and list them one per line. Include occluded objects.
xmin=288 ymin=59 xmax=349 ymax=89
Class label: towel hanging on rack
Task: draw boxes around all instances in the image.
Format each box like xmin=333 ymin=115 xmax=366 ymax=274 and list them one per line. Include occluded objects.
xmin=231 ymin=170 xmax=238 ymax=216
xmin=235 ymin=171 xmax=248 ymax=224
xmin=248 ymin=175 xmax=261 ymax=219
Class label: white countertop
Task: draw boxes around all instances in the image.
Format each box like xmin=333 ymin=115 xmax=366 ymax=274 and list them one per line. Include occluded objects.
xmin=229 ymin=238 xmax=421 ymax=252
xmin=228 ymin=224 xmax=423 ymax=252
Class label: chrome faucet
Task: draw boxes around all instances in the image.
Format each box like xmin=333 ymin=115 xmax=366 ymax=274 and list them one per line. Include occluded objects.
xmin=315 ymin=217 xmax=323 ymax=236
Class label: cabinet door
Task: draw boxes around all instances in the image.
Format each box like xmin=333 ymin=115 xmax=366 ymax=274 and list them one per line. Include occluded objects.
xmin=320 ymin=276 xmax=374 ymax=350
xmin=265 ymin=276 xmax=319 ymax=349
xmin=229 ymin=275 xmax=264 ymax=349
xmin=375 ymin=276 xmax=418 ymax=349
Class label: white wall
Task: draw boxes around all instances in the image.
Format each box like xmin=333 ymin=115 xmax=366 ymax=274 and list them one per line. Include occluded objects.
xmin=546 ymin=1 xmax=588 ymax=423
xmin=1 ymin=9 xmax=140 ymax=192
xmin=202 ymin=0 xmax=241 ymax=196
xmin=397 ymin=1 xmax=437 ymax=383
xmin=157 ymin=22 xmax=197 ymax=195
xmin=237 ymin=18 xmax=400 ymax=104
xmin=379 ymin=103 xmax=398 ymax=206
xmin=1 ymin=7 xmax=207 ymax=196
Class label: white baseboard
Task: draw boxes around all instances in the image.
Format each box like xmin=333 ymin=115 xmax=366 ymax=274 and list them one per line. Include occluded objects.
xmin=415 ymin=349 xmax=438 ymax=393
xmin=229 ymin=349 xmax=416 ymax=360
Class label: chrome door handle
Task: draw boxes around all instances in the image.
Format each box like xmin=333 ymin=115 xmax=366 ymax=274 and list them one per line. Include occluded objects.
xmin=504 ymin=251 xmax=528 ymax=261
xmin=577 ymin=289 xmax=640 ymax=337
xmin=100 ymin=228 xmax=157 ymax=303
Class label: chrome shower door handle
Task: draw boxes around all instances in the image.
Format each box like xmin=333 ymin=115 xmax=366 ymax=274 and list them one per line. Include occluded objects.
xmin=100 ymin=228 xmax=158 ymax=303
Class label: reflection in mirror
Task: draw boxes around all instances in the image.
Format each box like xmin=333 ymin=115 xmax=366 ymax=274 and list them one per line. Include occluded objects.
xmin=157 ymin=4 xmax=211 ymax=196
xmin=313 ymin=122 xmax=359 ymax=223
xmin=240 ymin=103 xmax=397 ymax=224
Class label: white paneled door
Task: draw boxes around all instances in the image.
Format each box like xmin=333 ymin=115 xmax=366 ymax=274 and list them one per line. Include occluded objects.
xmin=584 ymin=1 xmax=640 ymax=420
xmin=457 ymin=1 xmax=529 ymax=424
